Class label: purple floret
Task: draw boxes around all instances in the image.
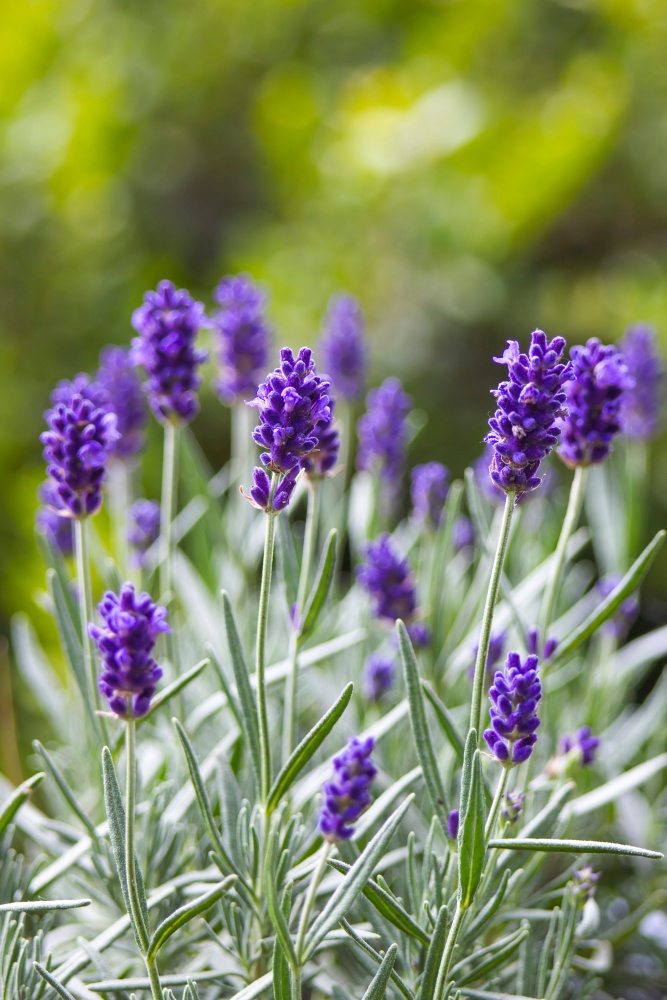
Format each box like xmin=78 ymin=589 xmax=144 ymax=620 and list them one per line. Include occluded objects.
xmin=41 ymin=389 xmax=119 ymax=518
xmin=212 ymin=274 xmax=271 ymax=405
xmin=89 ymin=583 xmax=169 ymax=718
xmin=249 ymin=347 xmax=331 ymax=475
xmin=319 ymin=294 xmax=367 ymax=402
xmin=362 ymin=654 xmax=395 ymax=702
xmin=356 ymin=534 xmax=428 ymax=645
xmin=319 ymin=737 xmax=376 ymax=842
xmin=527 ymin=626 xmax=558 ymax=661
xmin=447 ymin=809 xmax=460 ymax=841
xmin=411 ymin=462 xmax=449 ymax=529
xmin=131 ymin=280 xmax=207 ymax=425
xmin=36 ymin=480 xmax=74 ymax=556
xmin=128 ymin=499 xmax=161 ymax=565
xmin=557 ymin=338 xmax=633 ymax=468
xmin=484 ymin=651 xmax=542 ymax=766
xmin=486 ymin=331 xmax=574 ymax=494
xmin=468 ymin=630 xmax=507 ymax=680
xmin=97 ymin=346 xmax=147 ymax=460
xmin=573 ymin=866 xmax=600 ymax=900
xmin=559 ymin=726 xmax=599 ymax=767
xmin=502 ymin=790 xmax=525 ymax=824
xmin=301 ymin=397 xmax=340 ymax=478
xmin=620 ymin=324 xmax=664 ymax=440
xmin=246 ymin=465 xmax=301 ymax=513
xmin=357 ymin=378 xmax=412 ymax=492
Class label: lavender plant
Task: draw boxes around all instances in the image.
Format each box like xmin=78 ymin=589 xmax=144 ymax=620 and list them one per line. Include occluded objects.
xmin=3 ymin=298 xmax=667 ymax=1000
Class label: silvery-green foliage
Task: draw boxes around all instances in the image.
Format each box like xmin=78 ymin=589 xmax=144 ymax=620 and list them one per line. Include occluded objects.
xmin=2 ymin=370 xmax=667 ymax=1000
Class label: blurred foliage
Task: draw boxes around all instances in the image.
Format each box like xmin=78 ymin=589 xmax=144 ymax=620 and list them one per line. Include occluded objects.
xmin=3 ymin=0 xmax=667 ymax=754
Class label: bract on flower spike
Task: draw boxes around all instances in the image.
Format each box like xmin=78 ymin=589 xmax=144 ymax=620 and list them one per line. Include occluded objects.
xmin=212 ymin=274 xmax=271 ymax=405
xmin=619 ymin=323 xmax=664 ymax=440
xmin=356 ymin=534 xmax=429 ymax=646
xmin=89 ymin=583 xmax=169 ymax=719
xmin=318 ymin=293 xmax=367 ymax=402
xmin=131 ymin=279 xmax=207 ymax=425
xmin=319 ymin=737 xmax=376 ymax=842
xmin=97 ymin=346 xmax=147 ymax=460
xmin=410 ymin=462 xmax=449 ymax=529
xmin=484 ymin=651 xmax=542 ymax=766
xmin=557 ymin=338 xmax=633 ymax=467
xmin=486 ymin=330 xmax=573 ymax=493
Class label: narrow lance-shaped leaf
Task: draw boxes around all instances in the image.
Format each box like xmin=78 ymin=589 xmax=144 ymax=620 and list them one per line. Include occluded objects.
xmin=451 ymin=925 xmax=529 ymax=986
xmin=0 ymin=772 xmax=44 ymax=838
xmin=397 ymin=621 xmax=449 ymax=830
xmin=147 ymin=659 xmax=209 ymax=717
xmin=457 ymin=747 xmax=486 ymax=910
xmin=47 ymin=569 xmax=98 ymax=731
xmin=0 ymin=898 xmax=90 ymax=914
xmin=272 ymin=882 xmax=293 ymax=1000
xmin=34 ymin=962 xmax=78 ymax=1000
xmin=264 ymin=823 xmax=298 ymax=973
xmin=147 ymin=876 xmax=236 ymax=959
xmin=299 ymin=529 xmax=337 ymax=639
xmin=340 ymin=918 xmax=415 ymax=1000
xmin=304 ymin=795 xmax=414 ymax=958
xmin=421 ymin=682 xmax=465 ymax=762
xmin=221 ymin=591 xmax=262 ymax=791
xmin=417 ymin=905 xmax=448 ymax=1000
xmin=267 ymin=682 xmax=353 ymax=813
xmin=488 ymin=838 xmax=662 ymax=859
xmin=327 ymin=858 xmax=430 ymax=946
xmin=33 ymin=740 xmax=98 ymax=838
xmin=361 ymin=942 xmax=398 ymax=1000
xmin=276 ymin=511 xmax=300 ymax=611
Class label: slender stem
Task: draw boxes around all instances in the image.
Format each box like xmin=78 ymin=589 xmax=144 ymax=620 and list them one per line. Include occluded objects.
xmin=145 ymin=957 xmax=163 ymax=1000
xmin=283 ymin=483 xmax=320 ymax=761
xmin=74 ymin=518 xmax=97 ymax=707
xmin=125 ymin=721 xmax=150 ymax=954
xmin=108 ymin=459 xmax=131 ymax=578
xmin=484 ymin=767 xmax=510 ymax=841
xmin=540 ymin=466 xmax=585 ymax=636
xmin=434 ymin=901 xmax=465 ymax=1000
xmin=290 ymin=968 xmax=301 ymax=1000
xmin=470 ymin=491 xmax=516 ymax=738
xmin=257 ymin=473 xmax=279 ymax=802
xmin=159 ymin=422 xmax=179 ymax=602
xmin=295 ymin=842 xmax=331 ymax=963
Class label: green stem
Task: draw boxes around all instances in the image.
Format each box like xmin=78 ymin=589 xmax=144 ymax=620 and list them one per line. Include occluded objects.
xmin=290 ymin=968 xmax=302 ymax=1000
xmin=125 ymin=721 xmax=150 ymax=953
xmin=434 ymin=901 xmax=465 ymax=1000
xmin=159 ymin=422 xmax=179 ymax=602
xmin=295 ymin=842 xmax=331 ymax=963
xmin=108 ymin=459 xmax=131 ymax=578
xmin=283 ymin=483 xmax=320 ymax=761
xmin=257 ymin=473 xmax=279 ymax=802
xmin=470 ymin=491 xmax=516 ymax=738
xmin=74 ymin=518 xmax=103 ymax=739
xmin=539 ymin=466 xmax=585 ymax=636
xmin=484 ymin=767 xmax=510 ymax=841
xmin=145 ymin=957 xmax=164 ymax=1000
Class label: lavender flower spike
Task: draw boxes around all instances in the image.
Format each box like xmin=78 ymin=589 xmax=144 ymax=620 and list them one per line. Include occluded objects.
xmin=301 ymin=397 xmax=340 ymax=478
xmin=319 ymin=293 xmax=367 ymax=402
xmin=486 ymin=331 xmax=574 ymax=493
xmin=484 ymin=651 xmax=542 ymax=766
xmin=131 ymin=280 xmax=207 ymax=425
xmin=620 ymin=324 xmax=664 ymax=439
xmin=128 ymin=500 xmax=161 ymax=566
xmin=212 ymin=274 xmax=271 ymax=405
xmin=362 ymin=654 xmax=395 ymax=702
xmin=89 ymin=583 xmax=169 ymax=718
xmin=356 ymin=534 xmax=428 ymax=645
xmin=249 ymin=347 xmax=331 ymax=474
xmin=319 ymin=737 xmax=376 ymax=842
xmin=560 ymin=727 xmax=599 ymax=767
xmin=36 ymin=481 xmax=74 ymax=556
xmin=557 ymin=338 xmax=634 ymax=467
xmin=41 ymin=387 xmax=119 ymax=518
xmin=97 ymin=346 xmax=147 ymax=460
xmin=411 ymin=462 xmax=449 ymax=529
xmin=357 ymin=377 xmax=412 ymax=490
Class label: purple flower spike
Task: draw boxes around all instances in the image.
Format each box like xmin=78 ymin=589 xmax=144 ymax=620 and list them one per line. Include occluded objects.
xmin=447 ymin=809 xmax=460 ymax=841
xmin=249 ymin=347 xmax=331 ymax=475
xmin=36 ymin=481 xmax=74 ymax=556
xmin=128 ymin=500 xmax=161 ymax=566
xmin=560 ymin=727 xmax=599 ymax=767
xmin=484 ymin=651 xmax=542 ymax=767
xmin=620 ymin=324 xmax=664 ymax=440
xmin=41 ymin=387 xmax=119 ymax=518
xmin=557 ymin=338 xmax=634 ymax=468
xmin=356 ymin=534 xmax=428 ymax=644
xmin=301 ymin=397 xmax=340 ymax=478
xmin=319 ymin=294 xmax=367 ymax=402
xmin=411 ymin=462 xmax=449 ymax=529
xmin=131 ymin=280 xmax=207 ymax=425
xmin=97 ymin=347 xmax=147 ymax=460
xmin=362 ymin=654 xmax=395 ymax=702
xmin=319 ymin=737 xmax=376 ymax=842
xmin=501 ymin=791 xmax=525 ymax=824
xmin=245 ymin=466 xmax=300 ymax=513
xmin=89 ymin=583 xmax=169 ymax=718
xmin=453 ymin=516 xmax=474 ymax=551
xmin=51 ymin=372 xmax=109 ymax=411
xmin=212 ymin=274 xmax=271 ymax=405
xmin=486 ymin=331 xmax=574 ymax=494
xmin=357 ymin=378 xmax=412 ymax=491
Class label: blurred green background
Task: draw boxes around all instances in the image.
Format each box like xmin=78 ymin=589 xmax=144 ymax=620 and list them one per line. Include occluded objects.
xmin=3 ymin=0 xmax=667 ymax=772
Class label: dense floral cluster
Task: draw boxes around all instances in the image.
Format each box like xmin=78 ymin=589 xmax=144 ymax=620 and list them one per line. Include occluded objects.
xmin=484 ymin=651 xmax=542 ymax=765
xmin=89 ymin=583 xmax=169 ymax=718
xmin=212 ymin=274 xmax=271 ymax=405
xmin=357 ymin=377 xmax=411 ymax=491
xmin=410 ymin=462 xmax=449 ymax=529
xmin=247 ymin=466 xmax=300 ymax=513
xmin=319 ymin=737 xmax=376 ymax=842
xmin=620 ymin=324 xmax=663 ymax=440
xmin=362 ymin=654 xmax=395 ymax=702
xmin=318 ymin=294 xmax=367 ymax=402
xmin=131 ymin=280 xmax=207 ymax=425
xmin=557 ymin=338 xmax=633 ymax=467
xmin=357 ymin=534 xmax=428 ymax=645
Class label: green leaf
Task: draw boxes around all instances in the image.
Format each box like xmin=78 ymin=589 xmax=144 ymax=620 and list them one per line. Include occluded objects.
xmin=0 ymin=772 xmax=44 ymax=837
xmin=147 ymin=876 xmax=236 ymax=959
xmin=550 ymin=530 xmax=666 ymax=666
xmin=417 ymin=905 xmax=448 ymax=1000
xmin=267 ymin=682 xmax=353 ymax=813
xmin=421 ymin=682 xmax=465 ymax=762
xmin=35 ymin=527 xmax=78 ymax=622
xmin=34 ymin=963 xmax=78 ymax=1000
xmin=397 ymin=621 xmax=449 ymax=831
xmin=488 ymin=838 xmax=662 ymax=859
xmin=299 ymin=529 xmax=337 ymax=639
xmin=272 ymin=882 xmax=293 ymax=1000
xmin=146 ymin=659 xmax=209 ymax=717
xmin=327 ymin=859 xmax=430 ymax=946
xmin=11 ymin=613 xmax=68 ymax=739
xmin=494 ymin=781 xmax=575 ymax=872
xmin=304 ymin=795 xmax=414 ymax=958
xmin=361 ymin=943 xmax=398 ymax=1000
xmin=264 ymin=824 xmax=298 ymax=973
xmin=33 ymin=740 xmax=98 ymax=838
xmin=0 ymin=898 xmax=90 ymax=914
xmin=46 ymin=570 xmax=90 ymax=716
xmin=101 ymin=747 xmax=150 ymax=951
xmin=340 ymin=918 xmax=415 ymax=1000
xmin=457 ymin=747 xmax=486 ymax=910
xmin=276 ymin=511 xmax=300 ymax=610
xmin=561 ymin=753 xmax=667 ymax=820
xmin=462 ymin=868 xmax=512 ymax=944
xmin=451 ymin=925 xmax=529 ymax=986
xmin=221 ymin=592 xmax=262 ymax=791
